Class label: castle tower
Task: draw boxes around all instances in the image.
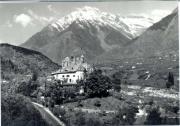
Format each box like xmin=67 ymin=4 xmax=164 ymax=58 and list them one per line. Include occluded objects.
xmin=64 ymin=57 xmax=70 ymax=67
xmin=80 ymin=55 xmax=85 ymax=63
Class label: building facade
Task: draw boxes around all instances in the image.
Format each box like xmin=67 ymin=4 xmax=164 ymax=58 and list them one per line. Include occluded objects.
xmin=51 ymin=55 xmax=93 ymax=85
xmin=52 ymin=71 xmax=84 ymax=84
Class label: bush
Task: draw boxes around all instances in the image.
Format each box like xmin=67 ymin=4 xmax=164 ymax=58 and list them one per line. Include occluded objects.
xmin=112 ymin=105 xmax=138 ymax=125
xmin=86 ymin=116 xmax=103 ymax=126
xmin=74 ymin=111 xmax=86 ymax=126
xmin=144 ymin=107 xmax=162 ymax=125
xmin=1 ymin=94 xmax=49 ymax=126
xmin=94 ymin=100 xmax=101 ymax=107
xmin=16 ymin=76 xmax=39 ymax=97
xmin=77 ymin=100 xmax=83 ymax=107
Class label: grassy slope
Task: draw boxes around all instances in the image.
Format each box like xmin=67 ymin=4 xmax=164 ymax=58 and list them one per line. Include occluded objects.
xmin=64 ymin=96 xmax=123 ymax=111
xmin=0 ymin=43 xmax=60 ymax=79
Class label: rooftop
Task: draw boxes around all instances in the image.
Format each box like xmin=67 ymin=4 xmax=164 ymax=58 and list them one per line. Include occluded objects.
xmin=51 ymin=70 xmax=83 ymax=75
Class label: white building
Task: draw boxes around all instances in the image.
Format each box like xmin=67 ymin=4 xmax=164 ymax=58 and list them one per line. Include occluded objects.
xmin=52 ymin=71 xmax=84 ymax=84
xmin=51 ymin=55 xmax=93 ymax=85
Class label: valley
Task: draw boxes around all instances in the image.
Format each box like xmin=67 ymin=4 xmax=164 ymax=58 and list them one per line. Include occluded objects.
xmin=1 ymin=4 xmax=179 ymax=126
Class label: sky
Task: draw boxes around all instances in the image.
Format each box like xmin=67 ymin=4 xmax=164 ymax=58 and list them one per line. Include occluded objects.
xmin=0 ymin=1 xmax=178 ymax=45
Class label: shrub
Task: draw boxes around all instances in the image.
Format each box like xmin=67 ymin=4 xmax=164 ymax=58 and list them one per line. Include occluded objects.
xmin=144 ymin=107 xmax=162 ymax=125
xmin=74 ymin=111 xmax=86 ymax=126
xmin=112 ymin=105 xmax=138 ymax=125
xmin=77 ymin=100 xmax=83 ymax=107
xmin=86 ymin=116 xmax=103 ymax=126
xmin=94 ymin=100 xmax=101 ymax=107
xmin=1 ymin=94 xmax=49 ymax=126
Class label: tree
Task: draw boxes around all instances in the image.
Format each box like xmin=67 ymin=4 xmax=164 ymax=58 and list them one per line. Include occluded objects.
xmin=16 ymin=74 xmax=39 ymax=97
xmin=112 ymin=105 xmax=138 ymax=125
xmin=94 ymin=100 xmax=101 ymax=107
xmin=46 ymin=80 xmax=64 ymax=105
xmin=74 ymin=111 xmax=86 ymax=126
xmin=32 ymin=70 xmax=38 ymax=81
xmin=145 ymin=107 xmax=162 ymax=125
xmin=111 ymin=74 xmax=121 ymax=92
xmin=166 ymin=72 xmax=174 ymax=88
xmin=16 ymin=81 xmax=31 ymax=96
xmin=1 ymin=94 xmax=49 ymax=126
xmin=84 ymin=69 xmax=112 ymax=98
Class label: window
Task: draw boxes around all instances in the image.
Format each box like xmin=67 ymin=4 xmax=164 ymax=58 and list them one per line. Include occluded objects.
xmin=73 ymin=75 xmax=75 ymax=77
xmin=62 ymin=75 xmax=64 ymax=77
xmin=67 ymin=75 xmax=69 ymax=77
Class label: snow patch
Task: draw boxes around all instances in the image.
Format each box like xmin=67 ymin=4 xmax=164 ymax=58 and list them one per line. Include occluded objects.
xmin=50 ymin=6 xmax=154 ymax=38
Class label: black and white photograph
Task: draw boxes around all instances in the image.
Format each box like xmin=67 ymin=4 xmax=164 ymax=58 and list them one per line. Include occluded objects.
xmin=0 ymin=0 xmax=179 ymax=126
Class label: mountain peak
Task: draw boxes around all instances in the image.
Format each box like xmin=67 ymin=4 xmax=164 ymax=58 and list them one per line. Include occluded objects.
xmin=50 ymin=6 xmax=155 ymax=38
xmin=50 ymin=6 xmax=102 ymax=31
xmin=68 ymin=6 xmax=101 ymax=21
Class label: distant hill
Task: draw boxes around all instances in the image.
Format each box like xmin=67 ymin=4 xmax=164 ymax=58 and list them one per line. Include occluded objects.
xmin=0 ymin=43 xmax=59 ymax=79
xmin=96 ymin=9 xmax=178 ymax=62
xmin=129 ymin=10 xmax=178 ymax=57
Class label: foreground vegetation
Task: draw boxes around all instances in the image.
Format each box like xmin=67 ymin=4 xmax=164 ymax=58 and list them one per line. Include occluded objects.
xmin=1 ymin=54 xmax=179 ymax=126
xmin=1 ymin=93 xmax=49 ymax=126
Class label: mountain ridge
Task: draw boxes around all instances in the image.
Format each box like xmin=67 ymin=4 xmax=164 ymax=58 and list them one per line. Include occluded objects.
xmin=21 ymin=6 xmax=178 ymax=64
xmin=96 ymin=9 xmax=178 ymax=62
xmin=0 ymin=43 xmax=60 ymax=79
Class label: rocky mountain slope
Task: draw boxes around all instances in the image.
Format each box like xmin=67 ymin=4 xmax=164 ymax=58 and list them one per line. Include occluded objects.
xmin=96 ymin=9 xmax=178 ymax=62
xmin=130 ymin=9 xmax=178 ymax=57
xmin=22 ymin=6 xmax=154 ymax=63
xmin=0 ymin=43 xmax=59 ymax=79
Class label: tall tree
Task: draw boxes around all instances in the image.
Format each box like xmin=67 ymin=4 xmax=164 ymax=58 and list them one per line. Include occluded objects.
xmin=111 ymin=73 xmax=121 ymax=92
xmin=84 ymin=69 xmax=112 ymax=98
xmin=166 ymin=72 xmax=174 ymax=88
xmin=145 ymin=107 xmax=162 ymax=125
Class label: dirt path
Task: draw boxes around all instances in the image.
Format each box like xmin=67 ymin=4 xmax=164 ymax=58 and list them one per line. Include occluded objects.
xmin=32 ymin=102 xmax=66 ymax=126
xmin=64 ymin=106 xmax=116 ymax=113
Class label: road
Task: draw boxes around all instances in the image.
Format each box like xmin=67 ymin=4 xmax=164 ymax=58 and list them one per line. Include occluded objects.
xmin=32 ymin=102 xmax=66 ymax=126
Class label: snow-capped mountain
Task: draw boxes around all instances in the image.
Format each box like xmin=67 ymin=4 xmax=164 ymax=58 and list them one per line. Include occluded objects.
xmin=49 ymin=6 xmax=154 ymax=38
xmin=22 ymin=6 xmax=157 ymax=63
xmin=96 ymin=8 xmax=178 ymax=61
xmin=116 ymin=15 xmax=155 ymax=37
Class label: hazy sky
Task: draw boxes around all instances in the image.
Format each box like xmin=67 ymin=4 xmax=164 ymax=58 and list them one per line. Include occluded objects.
xmin=0 ymin=1 xmax=178 ymax=45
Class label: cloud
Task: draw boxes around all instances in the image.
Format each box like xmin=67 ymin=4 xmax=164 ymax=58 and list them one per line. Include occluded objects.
xmin=47 ymin=4 xmax=58 ymax=14
xmin=27 ymin=9 xmax=54 ymax=25
xmin=0 ymin=39 xmax=6 ymax=43
xmin=6 ymin=20 xmax=13 ymax=28
xmin=129 ymin=9 xmax=171 ymax=23
xmin=14 ymin=14 xmax=32 ymax=27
